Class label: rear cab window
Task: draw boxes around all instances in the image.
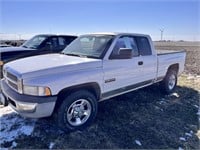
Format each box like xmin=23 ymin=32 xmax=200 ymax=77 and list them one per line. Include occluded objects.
xmin=135 ymin=36 xmax=152 ymax=56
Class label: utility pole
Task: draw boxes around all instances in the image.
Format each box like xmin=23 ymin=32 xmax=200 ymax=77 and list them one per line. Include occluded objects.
xmin=160 ymin=28 xmax=164 ymax=41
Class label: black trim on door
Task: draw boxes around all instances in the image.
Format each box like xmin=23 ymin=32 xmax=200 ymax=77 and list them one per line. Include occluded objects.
xmin=101 ymin=79 xmax=153 ymax=100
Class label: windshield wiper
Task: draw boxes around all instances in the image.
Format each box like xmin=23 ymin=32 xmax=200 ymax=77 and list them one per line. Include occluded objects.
xmin=22 ymin=45 xmax=28 ymax=48
xmin=63 ymin=53 xmax=88 ymax=58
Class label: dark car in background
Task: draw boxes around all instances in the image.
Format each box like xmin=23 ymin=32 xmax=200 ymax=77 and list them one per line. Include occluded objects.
xmin=0 ymin=34 xmax=77 ymax=78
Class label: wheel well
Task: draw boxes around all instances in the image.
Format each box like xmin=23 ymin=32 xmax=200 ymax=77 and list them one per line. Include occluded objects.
xmin=54 ymin=83 xmax=101 ymax=111
xmin=167 ymin=63 xmax=179 ymax=74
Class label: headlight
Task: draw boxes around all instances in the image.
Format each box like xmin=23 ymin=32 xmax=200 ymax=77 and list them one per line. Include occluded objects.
xmin=17 ymin=79 xmax=23 ymax=94
xmin=23 ymin=85 xmax=51 ymax=96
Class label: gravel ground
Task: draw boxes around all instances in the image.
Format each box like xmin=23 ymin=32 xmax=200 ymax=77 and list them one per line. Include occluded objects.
xmin=0 ymin=41 xmax=199 ymax=149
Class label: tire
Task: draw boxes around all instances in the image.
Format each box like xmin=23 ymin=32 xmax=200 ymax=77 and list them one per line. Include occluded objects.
xmin=160 ymin=70 xmax=177 ymax=94
xmin=55 ymin=90 xmax=98 ymax=132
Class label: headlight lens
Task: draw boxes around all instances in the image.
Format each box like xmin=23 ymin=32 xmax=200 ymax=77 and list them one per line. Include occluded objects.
xmin=23 ymin=85 xmax=51 ymax=96
xmin=17 ymin=79 xmax=23 ymax=94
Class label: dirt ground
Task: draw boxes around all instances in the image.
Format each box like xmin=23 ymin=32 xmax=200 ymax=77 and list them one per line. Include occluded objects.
xmin=155 ymin=41 xmax=200 ymax=75
xmin=0 ymin=41 xmax=200 ymax=149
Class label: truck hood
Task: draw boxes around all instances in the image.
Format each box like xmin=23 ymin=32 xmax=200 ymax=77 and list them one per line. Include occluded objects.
xmin=0 ymin=46 xmax=34 ymax=53
xmin=4 ymin=54 xmax=102 ymax=78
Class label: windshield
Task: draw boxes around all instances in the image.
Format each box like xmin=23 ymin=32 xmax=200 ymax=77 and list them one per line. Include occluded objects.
xmin=22 ymin=35 xmax=48 ymax=49
xmin=62 ymin=35 xmax=114 ymax=59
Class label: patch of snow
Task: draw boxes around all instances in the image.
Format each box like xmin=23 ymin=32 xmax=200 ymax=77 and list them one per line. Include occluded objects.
xmin=185 ymin=132 xmax=192 ymax=137
xmin=190 ymin=130 xmax=193 ymax=134
xmin=49 ymin=142 xmax=55 ymax=149
xmin=0 ymin=106 xmax=36 ymax=147
xmin=179 ymin=137 xmax=186 ymax=141
xmin=171 ymin=92 xmax=179 ymax=98
xmin=193 ymin=104 xmax=199 ymax=108
xmin=196 ymin=130 xmax=200 ymax=139
xmin=135 ymin=140 xmax=142 ymax=146
xmin=11 ymin=141 xmax=17 ymax=148
xmin=196 ymin=110 xmax=200 ymax=116
xmin=178 ymin=147 xmax=184 ymax=150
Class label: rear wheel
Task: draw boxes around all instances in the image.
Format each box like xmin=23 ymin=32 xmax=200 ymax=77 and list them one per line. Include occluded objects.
xmin=55 ymin=90 xmax=97 ymax=132
xmin=160 ymin=70 xmax=177 ymax=94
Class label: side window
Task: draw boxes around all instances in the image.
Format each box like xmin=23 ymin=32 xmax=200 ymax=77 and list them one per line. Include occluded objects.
xmin=111 ymin=36 xmax=139 ymax=58
xmin=51 ymin=37 xmax=58 ymax=49
xmin=41 ymin=37 xmax=58 ymax=50
xmin=135 ymin=37 xmax=152 ymax=56
xmin=58 ymin=37 xmax=67 ymax=46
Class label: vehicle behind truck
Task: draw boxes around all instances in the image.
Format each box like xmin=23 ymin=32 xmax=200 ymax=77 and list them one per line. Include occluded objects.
xmin=1 ymin=33 xmax=186 ymax=132
xmin=0 ymin=34 xmax=77 ymax=78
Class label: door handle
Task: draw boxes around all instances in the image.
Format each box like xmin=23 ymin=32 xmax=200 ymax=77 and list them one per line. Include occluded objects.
xmin=138 ymin=61 xmax=143 ymax=65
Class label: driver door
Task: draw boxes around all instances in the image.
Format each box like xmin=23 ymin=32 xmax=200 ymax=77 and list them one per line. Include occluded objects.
xmin=102 ymin=36 xmax=143 ymax=96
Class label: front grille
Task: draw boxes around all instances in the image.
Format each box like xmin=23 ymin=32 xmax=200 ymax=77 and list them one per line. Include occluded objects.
xmin=7 ymin=71 xmax=17 ymax=82
xmin=8 ymin=80 xmax=18 ymax=90
xmin=4 ymin=70 xmax=18 ymax=91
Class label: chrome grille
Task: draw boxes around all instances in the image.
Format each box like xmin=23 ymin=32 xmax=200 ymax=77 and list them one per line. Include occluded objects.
xmin=8 ymin=80 xmax=18 ymax=90
xmin=7 ymin=72 xmax=18 ymax=82
xmin=4 ymin=69 xmax=18 ymax=91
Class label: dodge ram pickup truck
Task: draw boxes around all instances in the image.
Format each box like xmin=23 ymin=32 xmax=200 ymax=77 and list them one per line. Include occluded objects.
xmin=1 ymin=33 xmax=186 ymax=132
xmin=0 ymin=34 xmax=77 ymax=78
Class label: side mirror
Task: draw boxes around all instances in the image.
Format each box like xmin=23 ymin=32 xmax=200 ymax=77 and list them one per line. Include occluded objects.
xmin=110 ymin=48 xmax=133 ymax=59
xmin=116 ymin=48 xmax=133 ymax=59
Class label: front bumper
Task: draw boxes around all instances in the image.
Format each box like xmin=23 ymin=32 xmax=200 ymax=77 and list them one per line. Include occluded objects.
xmin=1 ymin=79 xmax=57 ymax=118
xmin=0 ymin=79 xmax=8 ymax=106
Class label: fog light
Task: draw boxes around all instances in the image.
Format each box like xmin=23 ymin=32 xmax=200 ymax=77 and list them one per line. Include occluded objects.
xmin=17 ymin=102 xmax=37 ymax=112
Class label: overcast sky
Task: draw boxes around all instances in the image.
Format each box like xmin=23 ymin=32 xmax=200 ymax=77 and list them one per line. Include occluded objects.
xmin=0 ymin=0 xmax=199 ymax=41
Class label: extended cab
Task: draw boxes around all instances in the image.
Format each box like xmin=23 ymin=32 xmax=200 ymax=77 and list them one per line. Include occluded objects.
xmin=1 ymin=33 xmax=186 ymax=132
xmin=0 ymin=34 xmax=77 ymax=78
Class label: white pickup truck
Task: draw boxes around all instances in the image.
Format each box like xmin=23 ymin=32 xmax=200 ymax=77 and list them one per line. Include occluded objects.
xmin=1 ymin=33 xmax=186 ymax=132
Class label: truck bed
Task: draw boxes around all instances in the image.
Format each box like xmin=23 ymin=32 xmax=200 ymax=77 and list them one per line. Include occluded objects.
xmin=156 ymin=49 xmax=185 ymax=55
xmin=156 ymin=49 xmax=186 ymax=78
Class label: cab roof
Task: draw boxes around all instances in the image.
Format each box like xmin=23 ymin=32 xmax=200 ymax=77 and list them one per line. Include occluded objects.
xmin=84 ymin=32 xmax=149 ymax=37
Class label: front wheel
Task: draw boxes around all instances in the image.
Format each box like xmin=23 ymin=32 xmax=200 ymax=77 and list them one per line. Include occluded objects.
xmin=160 ymin=70 xmax=177 ymax=94
xmin=55 ymin=90 xmax=98 ymax=132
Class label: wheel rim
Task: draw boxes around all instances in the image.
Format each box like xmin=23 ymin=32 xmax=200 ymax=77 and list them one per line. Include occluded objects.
xmin=66 ymin=99 xmax=92 ymax=126
xmin=168 ymin=74 xmax=176 ymax=90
